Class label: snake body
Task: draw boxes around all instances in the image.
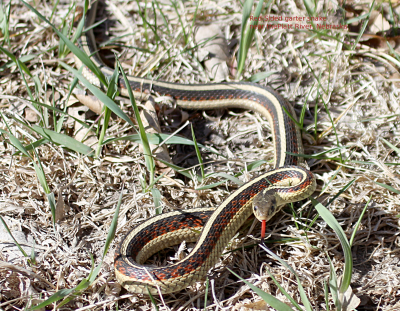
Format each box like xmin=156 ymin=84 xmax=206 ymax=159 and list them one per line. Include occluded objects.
xmin=77 ymin=1 xmax=316 ymax=295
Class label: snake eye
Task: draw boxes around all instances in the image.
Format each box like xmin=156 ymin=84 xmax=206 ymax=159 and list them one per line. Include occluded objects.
xmin=253 ymin=205 xmax=258 ymax=211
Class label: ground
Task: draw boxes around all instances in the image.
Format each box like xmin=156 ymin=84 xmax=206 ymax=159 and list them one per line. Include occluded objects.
xmin=0 ymin=0 xmax=400 ymax=310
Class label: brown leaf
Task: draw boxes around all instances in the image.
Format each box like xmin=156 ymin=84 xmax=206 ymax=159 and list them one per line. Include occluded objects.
xmin=140 ymin=100 xmax=173 ymax=175
xmin=194 ymin=24 xmax=230 ymax=82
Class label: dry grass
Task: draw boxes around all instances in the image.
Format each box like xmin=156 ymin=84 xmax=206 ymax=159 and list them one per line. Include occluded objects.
xmin=1 ymin=0 xmax=400 ymax=310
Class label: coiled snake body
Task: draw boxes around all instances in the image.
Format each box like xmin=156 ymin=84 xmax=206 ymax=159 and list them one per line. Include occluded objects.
xmin=77 ymin=1 xmax=316 ymax=295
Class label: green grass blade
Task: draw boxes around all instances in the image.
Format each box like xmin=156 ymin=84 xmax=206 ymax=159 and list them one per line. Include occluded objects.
xmin=59 ymin=61 xmax=134 ymax=127
xmin=196 ymin=180 xmax=228 ymax=190
xmin=313 ymin=85 xmax=319 ymax=138
xmin=227 ymin=268 xmax=295 ymax=311
xmin=71 ymin=4 xmax=85 ymax=44
xmin=170 ymin=0 xmax=188 ymax=44
xmin=305 ymin=146 xmax=346 ymax=158
xmin=30 ymin=242 xmax=37 ymax=265
xmin=74 ymin=186 xmax=121 ymax=289
xmin=0 ymin=128 xmax=32 ymax=159
xmin=147 ymin=285 xmax=160 ymax=311
xmin=96 ymin=107 xmax=111 ymax=157
xmin=7 ymin=97 xmax=91 ymax=130
xmin=1 ymin=54 xmax=37 ymax=70
xmin=246 ymin=160 xmax=269 ymax=171
xmin=374 ymin=181 xmax=400 ymax=194
xmin=324 ymin=280 xmax=330 ymax=311
xmin=154 ymin=0 xmax=170 ymax=35
xmin=326 ymin=178 xmax=356 ymax=207
xmin=381 ymin=137 xmax=400 ymax=155
xmin=196 ymin=178 xmax=242 ymax=190
xmin=56 ymin=279 xmax=90 ymax=308
xmin=49 ymin=0 xmax=61 ymax=23
xmin=346 ymin=13 xmax=370 ymax=25
xmin=237 ymin=0 xmax=264 ymax=78
xmin=248 ymin=71 xmax=277 ymax=83
xmin=155 ymin=157 xmax=199 ymax=181
xmin=21 ymin=0 xmax=107 ymax=86
xmin=60 ymin=66 xmax=82 ymax=132
xmin=303 ymin=0 xmax=315 ymax=17
xmin=204 ymin=277 xmax=209 ymax=311
xmin=263 ymin=269 xmax=303 ymax=311
xmin=281 ymin=104 xmax=301 ymax=128
xmin=101 ymin=188 xmax=122 ymax=259
xmin=47 ymin=192 xmax=57 ymax=225
xmin=237 ymin=0 xmax=254 ymax=72
xmin=14 ymin=138 xmax=48 ymax=154
xmin=151 ymin=188 xmax=162 ymax=214
xmin=298 ymin=280 xmax=313 ymax=311
xmin=0 ymin=46 xmax=32 ymax=77
xmin=103 ymin=133 xmax=220 ymax=156
xmin=321 ymin=99 xmax=343 ymax=163
xmin=31 ymin=153 xmax=50 ymax=194
xmin=86 ymin=263 xmax=102 ymax=287
xmin=0 ymin=2 xmax=11 ymax=45
xmin=351 ymin=0 xmax=375 ymax=51
xmin=260 ymin=244 xmax=312 ymax=310
xmin=0 ymin=216 xmax=29 ymax=258
xmin=327 ymin=254 xmax=340 ymax=310
xmin=299 ymin=83 xmax=315 ymax=129
xmin=191 ymin=124 xmax=204 ymax=180
xmin=117 ymin=58 xmax=155 ymax=186
xmin=311 ymin=198 xmax=352 ymax=294
xmin=28 ymin=288 xmax=75 ymax=310
xmin=205 ymin=172 xmax=244 ymax=186
xmin=349 ymin=195 xmax=371 ymax=246
xmin=31 ymin=125 xmax=94 ymax=156
xmin=96 ymin=63 xmax=119 ymax=157
xmin=0 ymin=46 xmax=34 ymax=100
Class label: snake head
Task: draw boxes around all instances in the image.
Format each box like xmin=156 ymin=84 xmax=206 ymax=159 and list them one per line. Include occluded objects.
xmin=252 ymin=189 xmax=277 ymax=222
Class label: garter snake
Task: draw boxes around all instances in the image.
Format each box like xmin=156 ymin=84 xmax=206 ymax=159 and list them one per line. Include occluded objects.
xmin=76 ymin=1 xmax=316 ymax=295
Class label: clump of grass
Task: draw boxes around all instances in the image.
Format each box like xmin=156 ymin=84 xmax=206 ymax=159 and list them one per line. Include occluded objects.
xmin=27 ymin=188 xmax=122 ymax=310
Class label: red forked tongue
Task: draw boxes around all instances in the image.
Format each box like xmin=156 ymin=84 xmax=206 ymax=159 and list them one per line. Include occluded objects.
xmin=261 ymin=220 xmax=266 ymax=241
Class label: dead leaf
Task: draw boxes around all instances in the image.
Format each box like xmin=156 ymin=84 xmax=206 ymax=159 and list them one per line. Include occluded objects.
xmin=339 ymin=283 xmax=361 ymax=310
xmin=75 ymin=94 xmax=104 ymax=114
xmin=140 ymin=99 xmax=173 ymax=175
xmin=234 ymin=299 xmax=270 ymax=310
xmin=55 ymin=187 xmax=66 ymax=222
xmin=25 ymin=108 xmax=39 ymax=122
xmin=368 ymin=11 xmax=390 ymax=34
xmin=345 ymin=6 xmax=400 ymax=52
xmin=389 ymin=72 xmax=400 ymax=88
xmin=68 ymin=105 xmax=98 ymax=147
xmin=194 ymin=24 xmax=230 ymax=82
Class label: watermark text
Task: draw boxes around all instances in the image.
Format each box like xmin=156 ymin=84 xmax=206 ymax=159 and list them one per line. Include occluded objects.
xmin=249 ymin=15 xmax=348 ymax=30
